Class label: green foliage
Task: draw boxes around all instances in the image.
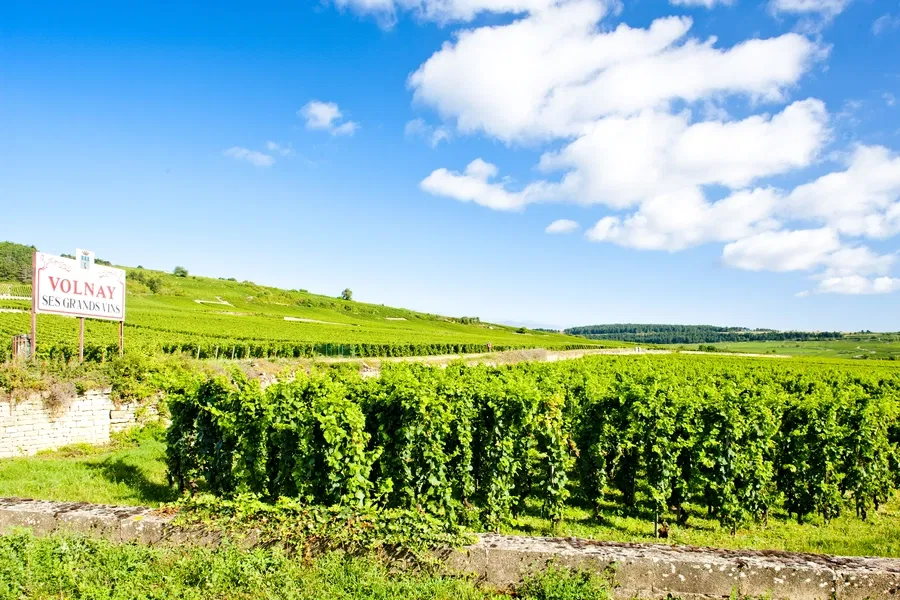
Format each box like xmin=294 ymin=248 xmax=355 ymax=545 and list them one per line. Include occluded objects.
xmin=173 ymin=265 xmax=189 ymax=277
xmin=517 ymin=563 xmax=612 ymax=600
xmin=341 ymin=288 xmax=353 ymax=301
xmin=0 ymin=241 xmax=35 ymax=283
xmin=0 ymin=531 xmax=492 ymax=600
xmin=167 ymin=354 xmax=900 ymax=534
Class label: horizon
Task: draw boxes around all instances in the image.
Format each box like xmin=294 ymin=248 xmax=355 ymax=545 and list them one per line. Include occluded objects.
xmin=2 ymin=237 xmax=890 ymax=334
xmin=2 ymin=0 xmax=899 ymax=332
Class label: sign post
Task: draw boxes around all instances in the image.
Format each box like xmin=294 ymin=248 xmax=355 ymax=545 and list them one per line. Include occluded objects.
xmin=30 ymin=253 xmax=37 ymax=359
xmin=32 ymin=250 xmax=126 ymax=361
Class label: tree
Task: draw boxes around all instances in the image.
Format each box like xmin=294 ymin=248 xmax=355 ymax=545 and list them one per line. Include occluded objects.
xmin=173 ymin=266 xmax=189 ymax=278
xmin=341 ymin=288 xmax=353 ymax=301
xmin=0 ymin=241 xmax=37 ymax=283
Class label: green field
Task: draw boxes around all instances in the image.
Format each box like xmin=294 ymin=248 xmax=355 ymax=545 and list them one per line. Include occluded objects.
xmin=0 ymin=267 xmax=614 ymax=361
xmin=668 ymin=334 xmax=900 ymax=360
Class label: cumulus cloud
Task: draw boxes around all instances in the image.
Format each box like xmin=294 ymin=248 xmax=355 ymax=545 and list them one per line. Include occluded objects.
xmin=873 ymin=13 xmax=900 ymax=35
xmin=405 ymin=118 xmax=451 ymax=147
xmin=769 ymin=0 xmax=851 ymax=17
xmin=585 ymin=188 xmax=780 ymax=251
xmin=393 ymin=0 xmax=900 ymax=295
xmin=670 ymin=0 xmax=734 ymax=7
xmin=782 ymin=145 xmax=900 ymax=239
xmin=722 ymin=228 xmax=842 ymax=272
xmin=300 ymin=101 xmax=359 ymax=136
xmin=722 ymin=228 xmax=897 ymax=295
xmin=329 ymin=0 xmax=574 ymax=25
xmin=540 ymin=99 xmax=828 ymax=209
xmin=813 ymin=275 xmax=900 ymax=295
xmin=409 ymin=3 xmax=822 ymax=142
xmin=419 ymin=159 xmax=555 ymax=210
xmin=266 ymin=141 xmax=293 ymax=156
xmin=546 ymin=219 xmax=579 ymax=233
xmin=223 ymin=147 xmax=275 ymax=167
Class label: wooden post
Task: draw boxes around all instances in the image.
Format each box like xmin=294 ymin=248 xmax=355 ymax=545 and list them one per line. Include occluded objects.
xmin=119 ymin=321 xmax=124 ymax=357
xmin=30 ymin=252 xmax=37 ymax=360
xmin=79 ymin=318 xmax=85 ymax=363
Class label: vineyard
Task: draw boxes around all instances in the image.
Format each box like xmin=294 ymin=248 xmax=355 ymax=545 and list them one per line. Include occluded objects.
xmin=168 ymin=353 xmax=900 ymax=535
xmin=0 ymin=266 xmax=614 ymax=361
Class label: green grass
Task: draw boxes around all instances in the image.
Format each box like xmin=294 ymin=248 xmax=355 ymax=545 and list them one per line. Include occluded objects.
xmin=5 ymin=428 xmax=900 ymax=558
xmin=0 ymin=269 xmax=617 ymax=359
xmin=666 ymin=334 xmax=900 ymax=360
xmin=0 ymin=427 xmax=176 ymax=506
xmin=503 ymin=496 xmax=900 ymax=558
xmin=0 ymin=532 xmax=613 ymax=600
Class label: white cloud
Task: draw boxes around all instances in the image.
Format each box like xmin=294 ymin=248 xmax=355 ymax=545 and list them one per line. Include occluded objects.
xmin=330 ymin=0 xmax=569 ymax=25
xmin=722 ymin=228 xmax=841 ymax=272
xmin=722 ymin=227 xmax=898 ymax=294
xmin=397 ymin=0 xmax=900 ymax=295
xmin=299 ymin=100 xmax=359 ymax=136
xmin=670 ymin=0 xmax=734 ymax=7
xmin=405 ymin=118 xmax=451 ymax=147
xmin=546 ymin=219 xmax=579 ymax=233
xmin=585 ymin=188 xmax=779 ymax=251
xmin=266 ymin=141 xmax=293 ymax=156
xmin=813 ymin=275 xmax=900 ymax=294
xmin=409 ymin=3 xmax=823 ymax=142
xmin=885 ymin=93 xmax=897 ymax=108
xmin=782 ymin=145 xmax=900 ymax=238
xmin=872 ymin=13 xmax=900 ymax=35
xmin=540 ymin=99 xmax=828 ymax=209
xmin=420 ymin=158 xmax=555 ymax=210
xmin=820 ymin=246 xmax=895 ymax=277
xmin=223 ymin=147 xmax=275 ymax=167
xmin=769 ymin=0 xmax=851 ymax=17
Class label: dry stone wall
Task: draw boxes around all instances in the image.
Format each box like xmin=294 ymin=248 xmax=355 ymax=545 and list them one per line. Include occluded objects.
xmin=0 ymin=389 xmax=151 ymax=458
xmin=1 ymin=498 xmax=899 ymax=600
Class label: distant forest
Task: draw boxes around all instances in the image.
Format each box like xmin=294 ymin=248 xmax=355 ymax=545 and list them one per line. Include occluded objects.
xmin=564 ymin=323 xmax=845 ymax=344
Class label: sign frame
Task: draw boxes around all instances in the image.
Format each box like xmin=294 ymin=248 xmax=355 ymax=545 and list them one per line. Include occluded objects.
xmin=30 ymin=250 xmax=126 ymax=360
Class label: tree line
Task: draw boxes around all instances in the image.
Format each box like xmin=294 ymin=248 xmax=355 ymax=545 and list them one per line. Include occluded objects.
xmin=565 ymin=323 xmax=844 ymax=344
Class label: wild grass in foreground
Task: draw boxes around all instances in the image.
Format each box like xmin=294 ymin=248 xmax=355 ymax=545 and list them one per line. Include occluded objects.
xmin=4 ymin=429 xmax=900 ymax=558
xmin=0 ymin=531 xmax=614 ymax=600
xmin=0 ymin=425 xmax=176 ymax=506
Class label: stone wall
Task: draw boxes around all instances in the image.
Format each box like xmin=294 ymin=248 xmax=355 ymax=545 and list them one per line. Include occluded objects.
xmin=1 ymin=498 xmax=899 ymax=600
xmin=0 ymin=389 xmax=152 ymax=458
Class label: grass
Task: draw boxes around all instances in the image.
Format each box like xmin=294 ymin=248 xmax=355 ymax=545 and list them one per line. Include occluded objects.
xmin=503 ymin=496 xmax=900 ymax=558
xmin=666 ymin=334 xmax=900 ymax=360
xmin=0 ymin=426 xmax=176 ymax=506
xmin=4 ymin=428 xmax=900 ymax=558
xmin=0 ymin=532 xmax=614 ymax=600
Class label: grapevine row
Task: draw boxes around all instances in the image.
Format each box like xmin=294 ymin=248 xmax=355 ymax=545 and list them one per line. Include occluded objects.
xmin=167 ymin=354 xmax=900 ymax=532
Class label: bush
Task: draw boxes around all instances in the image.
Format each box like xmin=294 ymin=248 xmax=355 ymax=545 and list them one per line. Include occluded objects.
xmin=166 ymin=356 xmax=900 ymax=533
xmin=173 ymin=266 xmax=189 ymax=277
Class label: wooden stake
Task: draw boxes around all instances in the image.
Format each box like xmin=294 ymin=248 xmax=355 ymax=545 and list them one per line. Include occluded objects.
xmin=119 ymin=321 xmax=124 ymax=357
xmin=30 ymin=252 xmax=37 ymax=359
xmin=79 ymin=318 xmax=85 ymax=363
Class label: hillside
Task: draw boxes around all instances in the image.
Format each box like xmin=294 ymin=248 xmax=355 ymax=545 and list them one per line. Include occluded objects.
xmin=0 ymin=242 xmax=612 ymax=360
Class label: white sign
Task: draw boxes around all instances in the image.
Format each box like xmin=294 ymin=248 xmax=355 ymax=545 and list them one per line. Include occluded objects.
xmin=76 ymin=248 xmax=95 ymax=270
xmin=33 ymin=252 xmax=126 ymax=321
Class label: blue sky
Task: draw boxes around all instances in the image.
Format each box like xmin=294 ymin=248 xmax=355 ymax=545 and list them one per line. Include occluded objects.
xmin=1 ymin=0 xmax=899 ymax=331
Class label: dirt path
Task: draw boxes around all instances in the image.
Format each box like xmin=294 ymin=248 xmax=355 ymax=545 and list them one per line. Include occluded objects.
xmin=315 ymin=346 xmax=790 ymax=375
